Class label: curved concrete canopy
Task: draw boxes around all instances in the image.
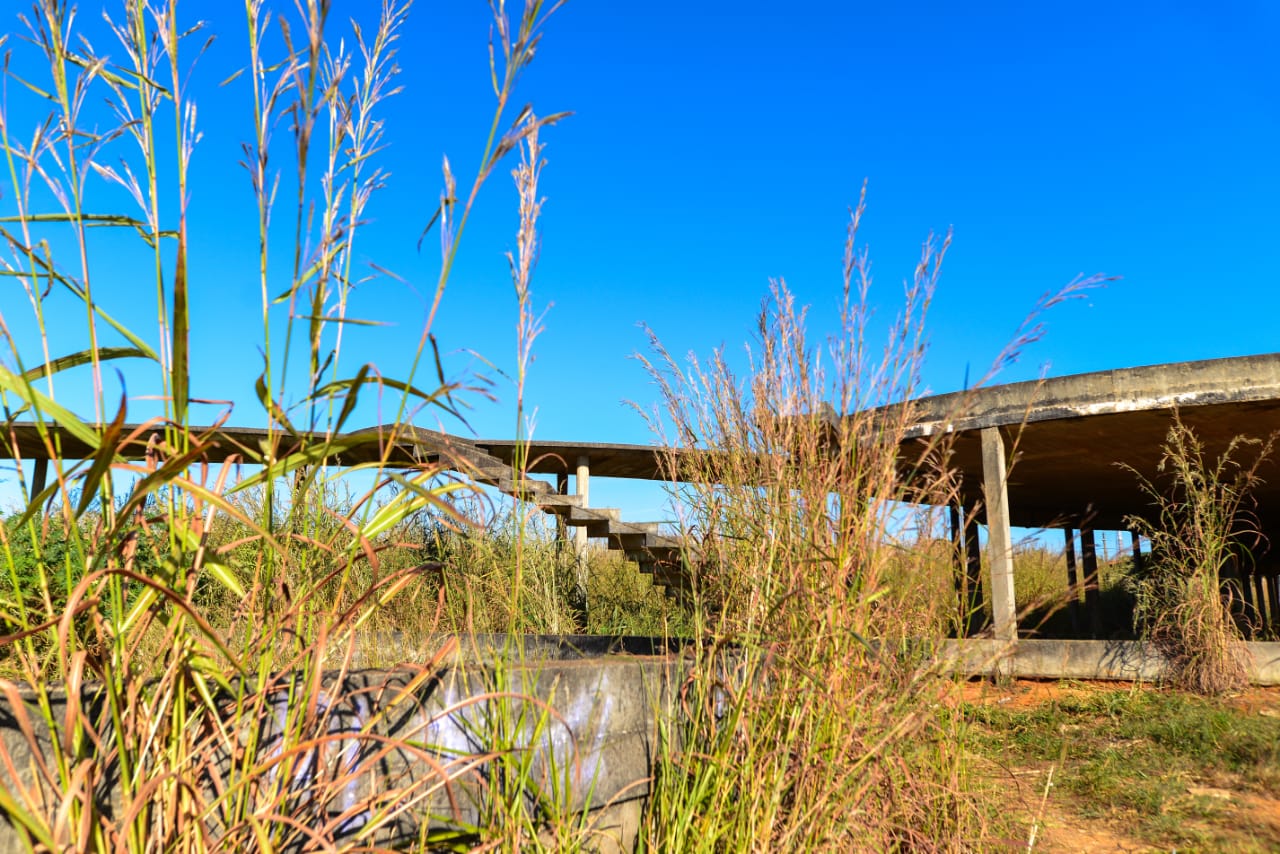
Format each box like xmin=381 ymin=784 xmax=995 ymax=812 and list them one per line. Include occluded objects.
xmin=897 ymin=353 xmax=1280 ymax=531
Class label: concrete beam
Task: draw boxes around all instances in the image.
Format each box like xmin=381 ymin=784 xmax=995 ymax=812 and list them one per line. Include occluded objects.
xmin=980 ymin=427 xmax=1017 ymax=641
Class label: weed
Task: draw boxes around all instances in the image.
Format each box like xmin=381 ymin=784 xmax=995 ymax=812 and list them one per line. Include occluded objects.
xmin=633 ymin=188 xmax=1092 ymax=850
xmin=1125 ymin=416 xmax=1275 ymax=694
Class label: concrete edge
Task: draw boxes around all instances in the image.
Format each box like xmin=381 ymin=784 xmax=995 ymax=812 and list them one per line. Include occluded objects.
xmin=936 ymin=639 xmax=1280 ymax=685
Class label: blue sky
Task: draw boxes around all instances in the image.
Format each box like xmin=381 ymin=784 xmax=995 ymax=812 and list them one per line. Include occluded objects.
xmin=3 ymin=1 xmax=1279 ymax=517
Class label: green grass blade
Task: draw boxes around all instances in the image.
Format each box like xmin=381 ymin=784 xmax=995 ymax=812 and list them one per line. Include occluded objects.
xmin=21 ymin=346 xmax=154 ymax=381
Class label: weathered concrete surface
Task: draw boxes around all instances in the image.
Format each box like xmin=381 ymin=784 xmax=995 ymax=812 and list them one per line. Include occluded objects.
xmin=890 ymin=353 xmax=1280 ymax=529
xmin=937 ymin=639 xmax=1280 ymax=684
xmin=0 ymin=637 xmax=692 ymax=852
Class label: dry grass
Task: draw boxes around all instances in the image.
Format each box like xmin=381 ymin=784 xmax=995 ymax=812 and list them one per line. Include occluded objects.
xmin=1126 ymin=416 xmax=1275 ymax=695
xmin=630 ymin=189 xmax=1094 ymax=850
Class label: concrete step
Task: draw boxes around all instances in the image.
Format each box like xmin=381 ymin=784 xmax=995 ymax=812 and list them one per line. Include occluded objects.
xmin=497 ymin=476 xmax=553 ymax=500
xmin=566 ymin=506 xmax=621 ymax=537
xmin=532 ymin=493 xmax=583 ymax=511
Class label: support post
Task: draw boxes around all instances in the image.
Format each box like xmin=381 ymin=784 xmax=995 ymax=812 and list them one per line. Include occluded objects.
xmin=555 ymin=472 xmax=569 ymax=556
xmin=1081 ymin=527 xmax=1101 ymax=638
xmin=1128 ymin=529 xmax=1144 ymax=576
xmin=948 ymin=502 xmax=964 ymax=632
xmin=1063 ymin=527 xmax=1081 ymax=634
xmin=1271 ymin=574 xmax=1280 ymax=635
xmin=31 ymin=458 xmax=48 ymax=503
xmin=572 ymin=455 xmax=590 ymax=627
xmin=1238 ymin=558 xmax=1256 ymax=635
xmin=1254 ymin=571 xmax=1264 ymax=632
xmin=963 ymin=503 xmax=985 ymax=636
xmin=980 ymin=427 xmax=1017 ymax=642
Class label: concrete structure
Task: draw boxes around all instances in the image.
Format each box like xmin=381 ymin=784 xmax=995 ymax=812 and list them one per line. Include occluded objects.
xmin=7 ymin=352 xmax=1280 ymax=650
xmin=884 ymin=353 xmax=1280 ymax=640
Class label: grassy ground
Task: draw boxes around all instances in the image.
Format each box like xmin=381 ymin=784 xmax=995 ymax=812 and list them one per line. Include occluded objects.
xmin=963 ymin=679 xmax=1280 ymax=852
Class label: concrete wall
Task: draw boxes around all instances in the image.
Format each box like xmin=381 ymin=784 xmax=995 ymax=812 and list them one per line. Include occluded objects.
xmin=0 ymin=635 xmax=1275 ymax=852
xmin=0 ymin=637 xmax=689 ymax=853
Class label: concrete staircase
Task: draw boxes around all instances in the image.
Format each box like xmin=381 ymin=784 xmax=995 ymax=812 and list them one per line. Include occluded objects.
xmin=454 ymin=442 xmax=689 ymax=591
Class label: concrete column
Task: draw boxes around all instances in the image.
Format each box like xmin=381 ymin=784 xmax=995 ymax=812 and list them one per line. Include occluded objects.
xmin=962 ymin=503 xmax=985 ymax=637
xmin=555 ymin=472 xmax=569 ymax=554
xmin=948 ymin=502 xmax=965 ymax=631
xmin=1270 ymin=574 xmax=1280 ymax=634
xmin=572 ymin=456 xmax=591 ymax=627
xmin=1063 ymin=527 xmax=1081 ymax=634
xmin=1080 ymin=527 xmax=1101 ymax=638
xmin=574 ymin=456 xmax=590 ymax=561
xmin=31 ymin=458 xmax=48 ymax=501
xmin=980 ymin=427 xmax=1017 ymax=641
xmin=1128 ymin=529 xmax=1144 ymax=575
xmin=1238 ymin=558 xmax=1256 ymax=633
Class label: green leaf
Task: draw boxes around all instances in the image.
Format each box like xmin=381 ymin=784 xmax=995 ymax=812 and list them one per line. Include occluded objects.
xmin=0 ymin=366 xmax=104 ymax=453
xmin=74 ymin=391 xmax=128 ymax=518
xmin=360 ymin=472 xmax=468 ymax=541
xmin=294 ymin=315 xmax=389 ymax=327
xmin=203 ymin=560 xmax=246 ymax=600
xmin=21 ymin=346 xmax=154 ymax=381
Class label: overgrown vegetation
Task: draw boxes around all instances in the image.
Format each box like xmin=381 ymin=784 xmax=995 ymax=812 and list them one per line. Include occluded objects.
xmin=0 ymin=0 xmax=591 ymax=848
xmin=1 ymin=0 xmax=1240 ymax=851
xmin=628 ymin=194 xmax=1090 ymax=849
xmin=966 ymin=682 xmax=1280 ymax=851
xmin=1125 ymin=417 xmax=1275 ymax=694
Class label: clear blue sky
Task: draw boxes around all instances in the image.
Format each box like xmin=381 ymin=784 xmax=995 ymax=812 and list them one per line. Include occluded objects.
xmin=3 ymin=1 xmax=1279 ymax=516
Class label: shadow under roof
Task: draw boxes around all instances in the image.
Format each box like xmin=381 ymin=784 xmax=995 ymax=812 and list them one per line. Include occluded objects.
xmin=893 ymin=352 xmax=1280 ymax=531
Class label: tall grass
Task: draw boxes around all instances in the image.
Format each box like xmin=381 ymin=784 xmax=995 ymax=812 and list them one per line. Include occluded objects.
xmin=1126 ymin=416 xmax=1274 ymax=695
xmin=630 ymin=192 xmax=1090 ymax=850
xmin=0 ymin=0 xmax=577 ymax=848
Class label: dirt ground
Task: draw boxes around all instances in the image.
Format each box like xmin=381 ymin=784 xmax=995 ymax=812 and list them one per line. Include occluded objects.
xmin=961 ymin=679 xmax=1280 ymax=853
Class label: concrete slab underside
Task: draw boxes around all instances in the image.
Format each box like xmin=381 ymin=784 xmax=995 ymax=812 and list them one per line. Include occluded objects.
xmin=894 ymin=352 xmax=1280 ymax=531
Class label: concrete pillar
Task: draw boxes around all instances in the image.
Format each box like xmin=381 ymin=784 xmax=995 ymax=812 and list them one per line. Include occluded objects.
xmin=555 ymin=472 xmax=569 ymax=554
xmin=1128 ymin=529 xmax=1144 ymax=575
xmin=1238 ymin=558 xmax=1256 ymax=634
xmin=572 ymin=456 xmax=590 ymax=627
xmin=948 ymin=502 xmax=965 ymax=632
xmin=574 ymin=456 xmax=590 ymax=560
xmin=1063 ymin=527 xmax=1081 ymax=634
xmin=1080 ymin=527 xmax=1101 ymax=638
xmin=961 ymin=503 xmax=985 ymax=637
xmin=31 ymin=458 xmax=48 ymax=501
xmin=1270 ymin=574 xmax=1280 ymax=634
xmin=980 ymin=427 xmax=1017 ymax=641
xmin=1250 ymin=569 xmax=1268 ymax=628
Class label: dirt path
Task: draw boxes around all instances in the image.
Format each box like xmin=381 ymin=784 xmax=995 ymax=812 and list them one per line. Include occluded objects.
xmin=961 ymin=679 xmax=1280 ymax=853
